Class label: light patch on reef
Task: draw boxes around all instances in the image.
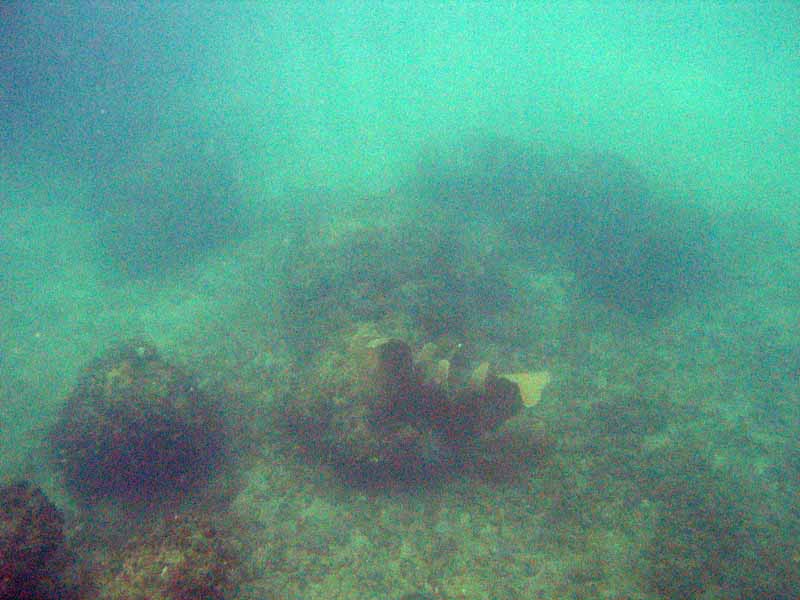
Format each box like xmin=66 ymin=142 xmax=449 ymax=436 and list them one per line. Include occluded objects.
xmin=500 ymin=371 xmax=551 ymax=407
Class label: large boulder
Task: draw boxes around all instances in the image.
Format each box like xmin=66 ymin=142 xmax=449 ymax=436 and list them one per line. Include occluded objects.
xmin=50 ymin=340 xmax=225 ymax=502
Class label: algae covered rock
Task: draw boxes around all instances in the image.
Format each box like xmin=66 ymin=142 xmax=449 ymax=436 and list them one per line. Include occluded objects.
xmin=445 ymin=361 xmax=523 ymax=440
xmin=92 ymin=514 xmax=240 ymax=600
xmin=469 ymin=415 xmax=550 ymax=483
xmin=0 ymin=481 xmax=67 ymax=600
xmin=50 ymin=340 xmax=225 ymax=502
xmin=283 ymin=329 xmax=545 ymax=486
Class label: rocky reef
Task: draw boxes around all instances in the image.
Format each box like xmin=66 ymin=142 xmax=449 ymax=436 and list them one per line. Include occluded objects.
xmin=49 ymin=340 xmax=225 ymax=503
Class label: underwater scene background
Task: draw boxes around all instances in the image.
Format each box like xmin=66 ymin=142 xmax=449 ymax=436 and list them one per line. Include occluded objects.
xmin=1 ymin=2 xmax=799 ymax=599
